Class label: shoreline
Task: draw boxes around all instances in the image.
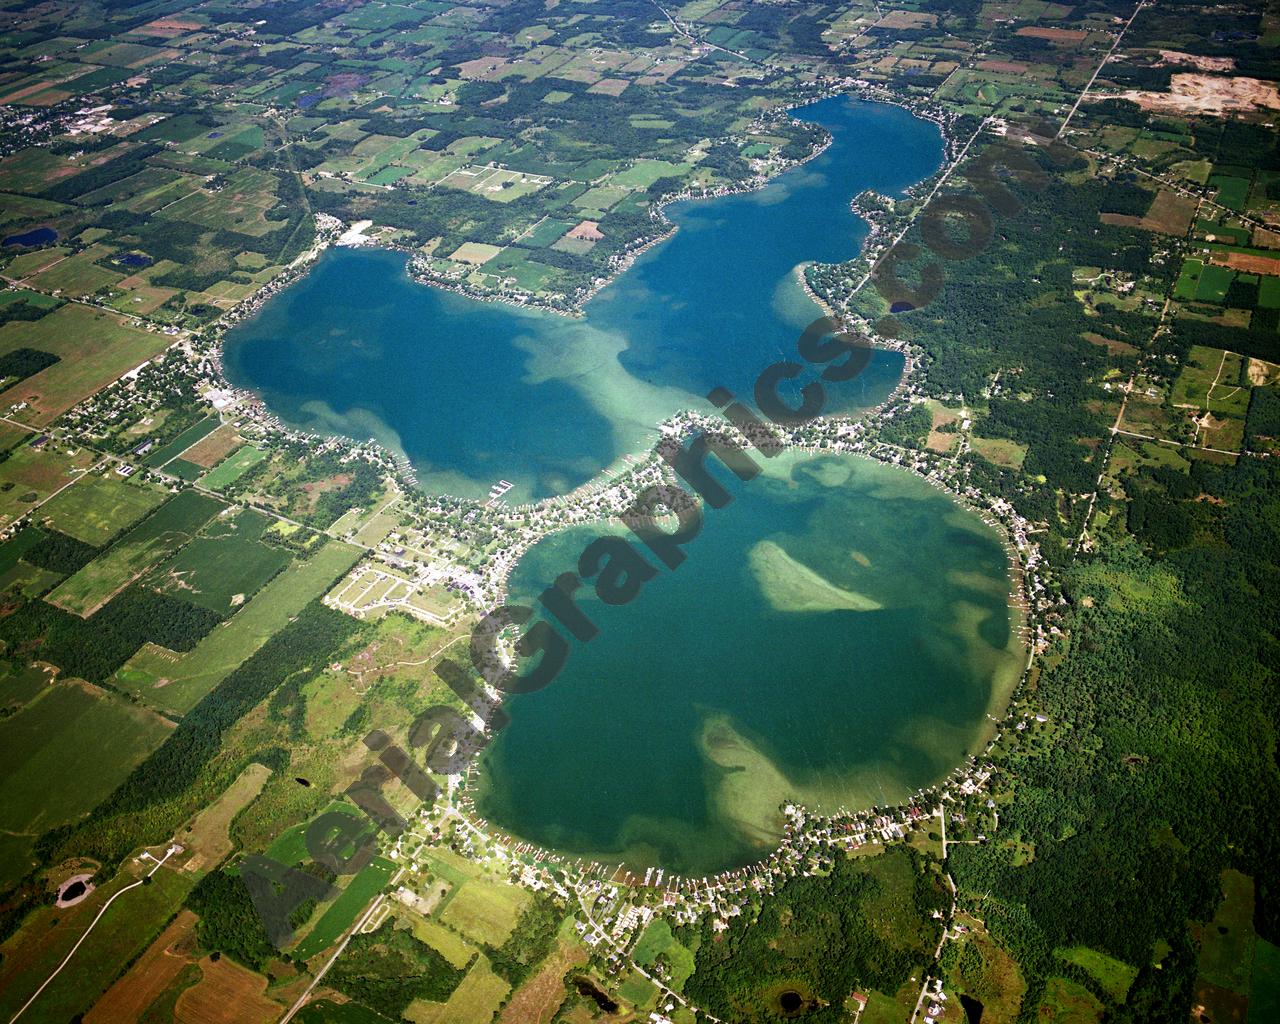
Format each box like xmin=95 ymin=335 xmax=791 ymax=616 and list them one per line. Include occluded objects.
xmin=194 ymin=86 xmax=1051 ymax=891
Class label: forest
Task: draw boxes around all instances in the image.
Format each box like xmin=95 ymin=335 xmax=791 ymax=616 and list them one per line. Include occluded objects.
xmin=682 ymin=847 xmax=948 ymax=1022
xmin=951 ymin=454 xmax=1280 ymax=1018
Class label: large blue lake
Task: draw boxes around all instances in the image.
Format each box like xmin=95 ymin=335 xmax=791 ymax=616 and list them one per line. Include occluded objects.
xmin=222 ymin=97 xmax=1021 ymax=876
xmin=223 ymin=97 xmax=944 ymax=502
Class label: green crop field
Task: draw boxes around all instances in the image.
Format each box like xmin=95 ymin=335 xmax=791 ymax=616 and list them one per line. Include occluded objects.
xmin=145 ymin=508 xmax=290 ymax=614
xmin=1209 ymin=173 xmax=1250 ymax=211
xmin=266 ymin=800 xmax=363 ymax=866
xmin=200 ymin=444 xmax=268 ymax=489
xmin=47 ymin=489 xmax=225 ymax=616
xmin=143 ymin=414 xmax=220 ymax=468
xmin=1194 ymin=263 xmax=1235 ymax=304
xmin=293 ymin=856 xmax=395 ymax=960
xmin=37 ymin=472 xmax=166 ymax=546
xmin=114 ymin=539 xmax=360 ymax=714
xmin=0 ymin=682 xmax=171 ymax=840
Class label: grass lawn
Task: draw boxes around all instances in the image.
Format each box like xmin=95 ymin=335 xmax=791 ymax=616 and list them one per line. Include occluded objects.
xmin=48 ymin=489 xmax=225 ymax=616
xmin=113 ymin=540 xmax=359 ymax=715
xmin=37 ymin=472 xmax=166 ymax=545
xmin=632 ymin=918 xmax=695 ymax=990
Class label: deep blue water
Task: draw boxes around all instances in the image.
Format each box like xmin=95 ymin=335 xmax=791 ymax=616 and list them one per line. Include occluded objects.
xmin=223 ymin=97 xmax=944 ymax=501
xmin=3 ymin=227 xmax=57 ymax=248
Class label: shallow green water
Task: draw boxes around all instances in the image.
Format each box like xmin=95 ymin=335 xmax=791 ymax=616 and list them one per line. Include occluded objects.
xmin=475 ymin=453 xmax=1022 ymax=875
xmin=223 ymin=97 xmax=942 ymax=501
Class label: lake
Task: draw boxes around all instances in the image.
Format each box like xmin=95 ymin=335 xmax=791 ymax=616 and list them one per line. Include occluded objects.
xmin=224 ymin=96 xmax=1020 ymax=874
xmin=223 ymin=97 xmax=944 ymax=502
xmin=475 ymin=452 xmax=1023 ymax=875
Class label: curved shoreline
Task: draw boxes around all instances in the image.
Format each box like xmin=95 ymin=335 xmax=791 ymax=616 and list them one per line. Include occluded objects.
xmin=201 ymin=89 xmax=1046 ymax=890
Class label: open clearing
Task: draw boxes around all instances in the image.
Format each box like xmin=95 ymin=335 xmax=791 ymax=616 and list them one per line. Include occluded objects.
xmin=180 ymin=762 xmax=272 ymax=873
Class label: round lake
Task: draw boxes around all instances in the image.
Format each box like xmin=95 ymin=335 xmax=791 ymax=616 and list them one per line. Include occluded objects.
xmin=475 ymin=452 xmax=1023 ymax=874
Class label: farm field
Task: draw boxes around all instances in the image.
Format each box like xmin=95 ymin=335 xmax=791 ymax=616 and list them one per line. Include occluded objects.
xmin=143 ymin=414 xmax=220 ymax=468
xmin=46 ymin=489 xmax=225 ymax=616
xmin=0 ymin=440 xmax=95 ymax=530
xmin=113 ymin=539 xmax=360 ymax=714
xmin=145 ymin=507 xmax=290 ymax=615
xmin=36 ymin=471 xmax=167 ymax=545
xmin=293 ymin=856 xmax=395 ymax=961
xmin=409 ymin=954 xmax=510 ymax=1024
xmin=0 ymin=865 xmax=192 ymax=1024
xmin=0 ymin=681 xmax=171 ymax=866
xmin=174 ymin=955 xmax=283 ymax=1024
xmin=198 ymin=443 xmax=268 ymax=489
xmin=438 ymin=872 xmax=531 ymax=948
xmin=0 ymin=303 xmax=170 ymax=424
xmin=83 ymin=910 xmax=199 ymax=1024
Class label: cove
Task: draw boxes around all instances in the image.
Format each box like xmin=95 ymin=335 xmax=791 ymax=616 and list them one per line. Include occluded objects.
xmin=223 ymin=97 xmax=944 ymax=502
xmin=474 ymin=452 xmax=1024 ymax=875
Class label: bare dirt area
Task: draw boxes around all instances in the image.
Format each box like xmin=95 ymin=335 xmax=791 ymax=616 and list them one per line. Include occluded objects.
xmin=1112 ymin=73 xmax=1280 ymax=116
xmin=84 ymin=911 xmax=198 ymax=1024
xmin=175 ymin=956 xmax=282 ymax=1024
xmin=1247 ymin=357 xmax=1280 ymax=386
xmin=1210 ymin=250 xmax=1280 ymax=276
xmin=1015 ymin=25 xmax=1087 ymax=43
xmin=1156 ymin=50 xmax=1235 ymax=72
